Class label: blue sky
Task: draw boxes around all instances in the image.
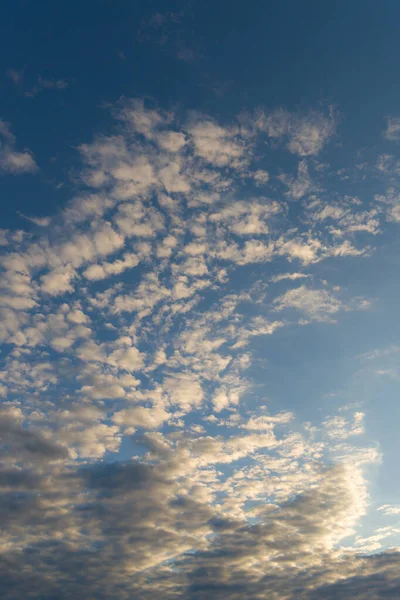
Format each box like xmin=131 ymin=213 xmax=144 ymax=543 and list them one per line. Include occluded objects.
xmin=2 ymin=2 xmax=400 ymax=599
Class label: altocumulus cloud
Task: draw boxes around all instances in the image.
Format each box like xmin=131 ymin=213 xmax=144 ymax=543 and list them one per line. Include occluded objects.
xmin=1 ymin=97 xmax=400 ymax=600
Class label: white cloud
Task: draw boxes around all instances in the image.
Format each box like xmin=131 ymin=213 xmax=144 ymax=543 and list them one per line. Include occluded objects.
xmin=255 ymin=106 xmax=336 ymax=156
xmin=186 ymin=117 xmax=248 ymax=168
xmin=241 ymin=412 xmax=294 ymax=430
xmin=210 ymin=200 xmax=280 ymax=235
xmin=116 ymin=98 xmax=170 ymax=139
xmin=157 ymin=131 xmax=187 ymax=152
xmin=83 ymin=252 xmax=139 ymax=281
xmin=274 ymin=285 xmax=342 ymax=321
xmin=323 ymin=412 xmax=365 ymax=440
xmin=112 ymin=405 xmax=170 ymax=429
xmin=66 ymin=309 xmax=89 ymax=324
xmin=378 ymin=504 xmax=400 ymax=516
xmin=164 ymin=374 xmax=204 ymax=410
xmin=158 ymin=159 xmax=191 ymax=192
xmin=113 ymin=201 xmax=164 ymax=238
xmin=41 ymin=266 xmax=76 ymax=296
xmin=270 ymin=272 xmax=310 ymax=283
xmin=108 ymin=346 xmax=145 ymax=372
xmin=277 ymin=236 xmax=323 ymax=264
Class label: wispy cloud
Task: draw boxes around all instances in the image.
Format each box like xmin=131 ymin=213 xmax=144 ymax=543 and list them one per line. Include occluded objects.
xmin=384 ymin=116 xmax=400 ymax=142
xmin=0 ymin=121 xmax=37 ymax=174
xmin=7 ymin=69 xmax=68 ymax=97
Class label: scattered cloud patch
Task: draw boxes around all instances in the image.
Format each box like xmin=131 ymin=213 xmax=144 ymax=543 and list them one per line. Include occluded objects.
xmin=384 ymin=116 xmax=400 ymax=142
xmin=0 ymin=121 xmax=37 ymax=174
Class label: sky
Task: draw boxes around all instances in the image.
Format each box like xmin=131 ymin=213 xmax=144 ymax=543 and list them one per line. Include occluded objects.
xmin=1 ymin=1 xmax=400 ymax=598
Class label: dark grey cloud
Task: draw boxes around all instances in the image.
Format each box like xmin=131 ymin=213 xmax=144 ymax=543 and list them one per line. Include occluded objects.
xmin=0 ymin=453 xmax=399 ymax=600
xmin=0 ymin=411 xmax=69 ymax=461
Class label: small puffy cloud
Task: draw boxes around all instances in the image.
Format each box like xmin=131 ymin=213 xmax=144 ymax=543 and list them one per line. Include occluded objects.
xmin=83 ymin=252 xmax=139 ymax=281
xmin=210 ymin=200 xmax=280 ymax=235
xmin=41 ymin=266 xmax=76 ymax=296
xmin=92 ymin=223 xmax=125 ymax=257
xmin=108 ymin=346 xmax=145 ymax=372
xmin=186 ymin=117 xmax=247 ymax=167
xmin=252 ymin=169 xmax=269 ymax=185
xmin=277 ymin=236 xmax=323 ymax=264
xmin=286 ymin=110 xmax=336 ymax=156
xmin=113 ymin=201 xmax=164 ymax=238
xmin=66 ymin=309 xmax=89 ymax=324
xmin=389 ymin=202 xmax=400 ymax=222
xmin=157 ymin=131 xmax=187 ymax=152
xmin=79 ymin=137 xmax=157 ymax=197
xmin=212 ymin=387 xmax=241 ymax=412
xmin=164 ymin=374 xmax=204 ymax=410
xmin=116 ymin=97 xmax=170 ymax=139
xmin=158 ymin=159 xmax=191 ymax=192
xmin=112 ymin=405 xmax=170 ymax=429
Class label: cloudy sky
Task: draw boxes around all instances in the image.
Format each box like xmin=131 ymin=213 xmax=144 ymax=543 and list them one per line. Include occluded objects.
xmin=1 ymin=2 xmax=400 ymax=598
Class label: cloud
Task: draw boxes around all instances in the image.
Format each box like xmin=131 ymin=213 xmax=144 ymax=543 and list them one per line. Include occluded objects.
xmin=82 ymin=252 xmax=139 ymax=281
xmin=0 ymin=407 xmax=68 ymax=462
xmin=7 ymin=69 xmax=68 ymax=96
xmin=384 ymin=117 xmax=400 ymax=141
xmin=323 ymin=412 xmax=365 ymax=440
xmin=378 ymin=505 xmax=400 ymax=516
xmin=164 ymin=374 xmax=204 ymax=410
xmin=274 ymin=285 xmax=342 ymax=321
xmin=7 ymin=68 xmax=24 ymax=86
xmin=17 ymin=212 xmax=51 ymax=227
xmin=209 ymin=199 xmax=280 ymax=235
xmin=25 ymin=76 xmax=68 ymax=97
xmin=279 ymin=159 xmax=314 ymax=199
xmin=0 ymin=121 xmax=37 ymax=174
xmin=0 ymin=435 xmax=388 ymax=600
xmin=254 ymin=106 xmax=337 ymax=156
xmin=112 ymin=405 xmax=170 ymax=429
xmin=0 ymin=95 xmax=395 ymax=599
xmin=277 ymin=236 xmax=323 ymax=264
xmin=270 ymin=272 xmax=310 ymax=283
xmin=251 ymin=169 xmax=269 ymax=185
xmin=186 ymin=116 xmax=249 ymax=168
xmin=108 ymin=345 xmax=145 ymax=372
xmin=41 ymin=266 xmax=76 ymax=296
